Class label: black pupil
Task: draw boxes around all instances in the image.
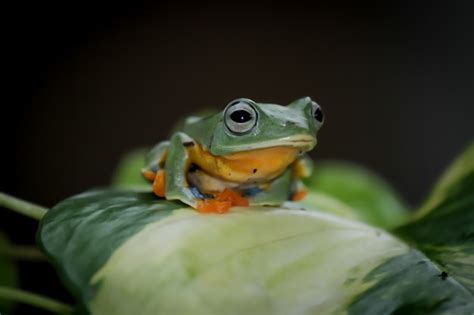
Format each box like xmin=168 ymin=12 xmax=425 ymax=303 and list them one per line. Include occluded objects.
xmin=230 ymin=110 xmax=252 ymax=123
xmin=314 ymin=108 xmax=323 ymax=122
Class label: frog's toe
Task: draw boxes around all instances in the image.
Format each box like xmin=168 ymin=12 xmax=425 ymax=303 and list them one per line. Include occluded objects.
xmin=196 ymin=199 xmax=232 ymax=214
xmin=152 ymin=170 xmax=166 ymax=197
xmin=291 ymin=189 xmax=308 ymax=201
xmin=194 ymin=189 xmax=249 ymax=214
xmin=215 ymin=188 xmax=249 ymax=207
xmin=142 ymin=169 xmax=156 ymax=181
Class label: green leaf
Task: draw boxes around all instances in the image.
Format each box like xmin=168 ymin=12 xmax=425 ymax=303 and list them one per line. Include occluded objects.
xmin=347 ymin=250 xmax=473 ymax=314
xmin=0 ymin=233 xmax=19 ymax=313
xmin=293 ymin=191 xmax=360 ymax=220
xmin=413 ymin=142 xmax=474 ymax=219
xmin=38 ymin=190 xmax=473 ymax=314
xmin=303 ymin=161 xmax=409 ymax=229
xmin=395 ymin=142 xmax=474 ymax=295
xmin=37 ymin=143 xmax=474 ymax=314
xmin=37 ymin=190 xmax=184 ymax=303
xmin=111 ymin=149 xmax=149 ymax=189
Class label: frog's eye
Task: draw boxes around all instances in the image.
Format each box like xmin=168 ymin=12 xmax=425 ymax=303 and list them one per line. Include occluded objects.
xmin=312 ymin=101 xmax=324 ymax=124
xmin=224 ymin=100 xmax=258 ymax=134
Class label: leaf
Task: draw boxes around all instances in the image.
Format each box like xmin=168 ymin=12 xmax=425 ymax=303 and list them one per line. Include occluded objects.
xmin=395 ymin=142 xmax=474 ymax=295
xmin=37 ymin=190 xmax=184 ymax=303
xmin=413 ymin=142 xmax=474 ymax=219
xmin=347 ymin=250 xmax=473 ymax=314
xmin=37 ymin=143 xmax=474 ymax=314
xmin=0 ymin=233 xmax=19 ymax=313
xmin=303 ymin=161 xmax=409 ymax=229
xmin=38 ymin=190 xmax=473 ymax=314
xmin=294 ymin=191 xmax=360 ymax=220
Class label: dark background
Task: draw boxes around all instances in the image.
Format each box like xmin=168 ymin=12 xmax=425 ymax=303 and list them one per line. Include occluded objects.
xmin=1 ymin=1 xmax=473 ymax=314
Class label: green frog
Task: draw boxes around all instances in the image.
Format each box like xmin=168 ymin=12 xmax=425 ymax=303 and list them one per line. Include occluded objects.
xmin=142 ymin=97 xmax=324 ymax=213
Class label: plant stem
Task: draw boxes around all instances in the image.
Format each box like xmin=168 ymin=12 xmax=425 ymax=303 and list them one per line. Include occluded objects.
xmin=0 ymin=245 xmax=47 ymax=261
xmin=0 ymin=192 xmax=48 ymax=220
xmin=0 ymin=286 xmax=72 ymax=314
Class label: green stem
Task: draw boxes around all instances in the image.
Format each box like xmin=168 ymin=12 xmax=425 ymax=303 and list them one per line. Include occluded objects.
xmin=0 ymin=245 xmax=47 ymax=261
xmin=0 ymin=286 xmax=72 ymax=314
xmin=0 ymin=192 xmax=48 ymax=220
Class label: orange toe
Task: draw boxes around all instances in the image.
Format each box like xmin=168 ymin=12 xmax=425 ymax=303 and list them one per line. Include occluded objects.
xmin=197 ymin=199 xmax=232 ymax=214
xmin=215 ymin=188 xmax=249 ymax=207
xmin=152 ymin=170 xmax=166 ymax=197
xmin=196 ymin=189 xmax=249 ymax=214
xmin=142 ymin=170 xmax=156 ymax=181
xmin=291 ymin=189 xmax=307 ymax=201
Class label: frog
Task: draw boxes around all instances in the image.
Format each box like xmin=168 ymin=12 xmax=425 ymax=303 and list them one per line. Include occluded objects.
xmin=142 ymin=97 xmax=324 ymax=213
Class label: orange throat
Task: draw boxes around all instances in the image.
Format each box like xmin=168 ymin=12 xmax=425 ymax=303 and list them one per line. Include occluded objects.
xmin=188 ymin=144 xmax=300 ymax=184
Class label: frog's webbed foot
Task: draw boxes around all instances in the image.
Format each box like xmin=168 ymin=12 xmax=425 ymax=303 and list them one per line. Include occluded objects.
xmin=196 ymin=199 xmax=232 ymax=214
xmin=289 ymin=156 xmax=312 ymax=201
xmin=142 ymin=169 xmax=168 ymax=198
xmin=161 ymin=186 xmax=244 ymax=214
xmin=196 ymin=188 xmax=249 ymax=214
xmin=152 ymin=170 xmax=166 ymax=197
xmin=291 ymin=186 xmax=308 ymax=201
xmin=216 ymin=189 xmax=249 ymax=207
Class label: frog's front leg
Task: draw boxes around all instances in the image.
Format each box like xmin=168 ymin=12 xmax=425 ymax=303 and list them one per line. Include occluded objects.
xmin=163 ymin=133 xmax=234 ymax=213
xmin=162 ymin=133 xmax=198 ymax=207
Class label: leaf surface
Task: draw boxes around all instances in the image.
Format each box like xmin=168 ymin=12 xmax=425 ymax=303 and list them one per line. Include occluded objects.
xmin=37 ymin=143 xmax=474 ymax=314
xmin=304 ymin=161 xmax=409 ymax=228
xmin=396 ymin=143 xmax=474 ymax=295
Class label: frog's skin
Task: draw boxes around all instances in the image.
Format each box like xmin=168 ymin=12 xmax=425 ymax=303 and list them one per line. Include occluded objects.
xmin=142 ymin=97 xmax=324 ymax=213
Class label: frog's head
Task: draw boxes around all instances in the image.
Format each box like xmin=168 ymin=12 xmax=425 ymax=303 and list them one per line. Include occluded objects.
xmin=204 ymin=97 xmax=324 ymax=156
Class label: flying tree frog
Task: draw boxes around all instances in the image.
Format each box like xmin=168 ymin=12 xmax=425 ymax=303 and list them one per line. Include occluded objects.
xmin=142 ymin=97 xmax=324 ymax=213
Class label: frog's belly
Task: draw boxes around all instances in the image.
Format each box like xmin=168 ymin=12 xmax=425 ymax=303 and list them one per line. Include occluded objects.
xmin=187 ymin=145 xmax=299 ymax=184
xmin=187 ymin=170 xmax=240 ymax=194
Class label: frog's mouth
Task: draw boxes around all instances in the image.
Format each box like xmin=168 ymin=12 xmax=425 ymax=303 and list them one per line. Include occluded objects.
xmin=271 ymin=134 xmax=316 ymax=149
xmin=281 ymin=134 xmax=317 ymax=148
xmin=225 ymin=134 xmax=317 ymax=152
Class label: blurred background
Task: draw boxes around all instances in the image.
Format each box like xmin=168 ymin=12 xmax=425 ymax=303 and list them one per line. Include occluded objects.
xmin=1 ymin=1 xmax=473 ymax=313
